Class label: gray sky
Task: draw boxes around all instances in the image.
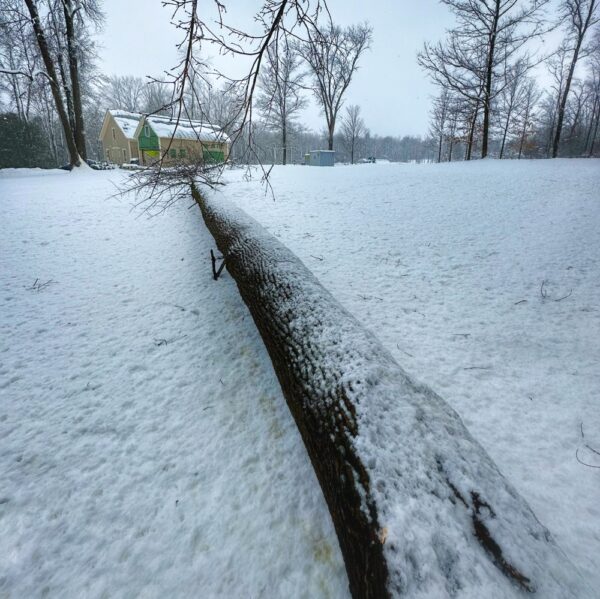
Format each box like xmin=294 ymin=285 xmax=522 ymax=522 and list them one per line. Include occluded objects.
xmin=98 ymin=0 xmax=557 ymax=137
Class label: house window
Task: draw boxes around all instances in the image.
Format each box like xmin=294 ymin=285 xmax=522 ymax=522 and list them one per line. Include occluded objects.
xmin=144 ymin=125 xmax=149 ymax=137
xmin=112 ymin=127 xmax=116 ymax=140
xmin=179 ymin=149 xmax=186 ymax=157
xmin=122 ymin=149 xmax=127 ymax=162
xmin=170 ymin=149 xmax=177 ymax=158
xmin=106 ymin=149 xmax=110 ymax=160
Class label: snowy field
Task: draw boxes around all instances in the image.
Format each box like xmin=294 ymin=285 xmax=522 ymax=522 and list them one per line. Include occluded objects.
xmin=1 ymin=159 xmax=599 ymax=597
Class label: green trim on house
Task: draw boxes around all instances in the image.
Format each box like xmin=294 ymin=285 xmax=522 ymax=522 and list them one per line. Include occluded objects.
xmin=203 ymin=149 xmax=225 ymax=163
xmin=138 ymin=123 xmax=160 ymax=151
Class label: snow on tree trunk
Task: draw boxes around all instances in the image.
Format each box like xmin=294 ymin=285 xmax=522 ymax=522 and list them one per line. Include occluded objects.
xmin=192 ymin=185 xmax=591 ymax=599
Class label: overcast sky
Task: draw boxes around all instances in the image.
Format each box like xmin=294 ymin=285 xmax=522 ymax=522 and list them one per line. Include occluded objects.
xmin=98 ymin=0 xmax=558 ymax=137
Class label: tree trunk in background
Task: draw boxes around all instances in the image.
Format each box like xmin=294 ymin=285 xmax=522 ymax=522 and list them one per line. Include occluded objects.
xmin=57 ymin=55 xmax=75 ymax=133
xmin=481 ymin=3 xmax=499 ymax=159
xmin=465 ymin=102 xmax=479 ymax=161
xmin=552 ymin=0 xmax=597 ymax=158
xmin=24 ymin=0 xmax=80 ymax=167
xmin=499 ymin=103 xmax=513 ymax=159
xmin=583 ymin=96 xmax=598 ymax=152
xmin=63 ymin=0 xmax=87 ymax=160
xmin=327 ymin=117 xmax=335 ymax=150
xmin=553 ymin=42 xmax=583 ymax=158
xmin=282 ymin=121 xmax=287 ymax=165
xmin=589 ymin=104 xmax=600 ymax=156
xmin=192 ymin=184 xmax=589 ymax=599
xmin=518 ymin=103 xmax=531 ymax=159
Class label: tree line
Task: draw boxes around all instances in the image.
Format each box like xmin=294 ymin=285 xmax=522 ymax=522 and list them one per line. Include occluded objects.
xmin=1 ymin=0 xmax=598 ymax=169
xmin=420 ymin=0 xmax=600 ymax=161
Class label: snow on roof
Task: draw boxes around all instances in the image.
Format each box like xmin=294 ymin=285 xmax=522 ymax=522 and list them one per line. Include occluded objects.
xmin=145 ymin=115 xmax=230 ymax=144
xmin=108 ymin=110 xmax=142 ymax=141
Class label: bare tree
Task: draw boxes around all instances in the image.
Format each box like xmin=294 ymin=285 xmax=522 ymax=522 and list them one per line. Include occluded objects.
xmin=100 ymin=75 xmax=146 ymax=113
xmin=128 ymin=0 xmax=325 ymax=207
xmin=61 ymin=0 xmax=86 ymax=158
xmin=583 ymin=36 xmax=600 ymax=154
xmin=419 ymin=0 xmax=550 ymax=158
xmin=256 ymin=39 xmax=307 ymax=164
xmin=430 ymin=89 xmax=450 ymax=163
xmin=21 ymin=0 xmax=80 ymax=166
xmin=1 ymin=0 xmax=103 ymax=167
xmin=514 ymin=76 xmax=541 ymax=157
xmin=551 ymin=0 xmax=599 ymax=156
xmin=297 ymin=22 xmax=372 ymax=151
xmin=497 ymin=59 xmax=529 ymax=158
xmin=0 ymin=0 xmax=41 ymax=121
xmin=340 ymin=104 xmax=366 ymax=163
xmin=446 ymin=99 xmax=461 ymax=161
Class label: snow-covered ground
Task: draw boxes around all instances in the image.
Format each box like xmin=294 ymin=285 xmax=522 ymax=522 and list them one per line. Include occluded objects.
xmin=1 ymin=159 xmax=599 ymax=596
xmin=0 ymin=168 xmax=347 ymax=598
xmin=222 ymin=158 xmax=600 ymax=591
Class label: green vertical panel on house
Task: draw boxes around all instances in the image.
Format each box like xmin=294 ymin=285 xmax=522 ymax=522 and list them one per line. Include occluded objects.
xmin=203 ymin=149 xmax=225 ymax=163
xmin=138 ymin=124 xmax=160 ymax=150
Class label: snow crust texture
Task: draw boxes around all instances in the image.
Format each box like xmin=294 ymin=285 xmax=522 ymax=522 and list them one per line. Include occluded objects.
xmin=0 ymin=168 xmax=348 ymax=598
xmin=199 ymin=176 xmax=594 ymax=598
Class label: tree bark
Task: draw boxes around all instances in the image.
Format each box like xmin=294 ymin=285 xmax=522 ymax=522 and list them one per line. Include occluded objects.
xmin=192 ymin=185 xmax=590 ymax=599
xmin=282 ymin=121 xmax=287 ymax=165
xmin=63 ymin=0 xmax=87 ymax=160
xmin=481 ymin=1 xmax=500 ymax=159
xmin=553 ymin=41 xmax=583 ymax=158
xmin=24 ymin=0 xmax=80 ymax=167
xmin=327 ymin=115 xmax=335 ymax=150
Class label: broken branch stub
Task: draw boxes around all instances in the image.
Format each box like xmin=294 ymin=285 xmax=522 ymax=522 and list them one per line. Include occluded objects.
xmin=192 ymin=185 xmax=590 ymax=599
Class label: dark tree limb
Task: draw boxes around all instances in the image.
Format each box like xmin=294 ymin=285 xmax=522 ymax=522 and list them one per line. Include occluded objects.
xmin=23 ymin=0 xmax=80 ymax=168
xmin=192 ymin=184 xmax=590 ymax=599
xmin=210 ymin=249 xmax=226 ymax=280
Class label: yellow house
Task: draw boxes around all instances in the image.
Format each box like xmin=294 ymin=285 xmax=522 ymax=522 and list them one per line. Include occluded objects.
xmin=98 ymin=110 xmax=142 ymax=164
xmin=133 ymin=114 xmax=230 ymax=166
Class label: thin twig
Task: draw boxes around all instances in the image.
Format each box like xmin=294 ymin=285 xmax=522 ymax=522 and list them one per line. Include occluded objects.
xmin=576 ymin=423 xmax=600 ymax=468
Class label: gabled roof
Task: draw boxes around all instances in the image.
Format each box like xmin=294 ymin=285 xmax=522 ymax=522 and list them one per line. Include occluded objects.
xmin=99 ymin=110 xmax=143 ymax=142
xmin=137 ymin=114 xmax=230 ymax=144
xmin=109 ymin=110 xmax=143 ymax=140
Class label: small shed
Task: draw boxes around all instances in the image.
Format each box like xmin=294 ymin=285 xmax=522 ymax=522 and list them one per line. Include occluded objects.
xmin=308 ymin=150 xmax=335 ymax=167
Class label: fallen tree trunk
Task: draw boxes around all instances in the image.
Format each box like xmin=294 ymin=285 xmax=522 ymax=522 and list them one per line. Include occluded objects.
xmin=192 ymin=184 xmax=590 ymax=598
